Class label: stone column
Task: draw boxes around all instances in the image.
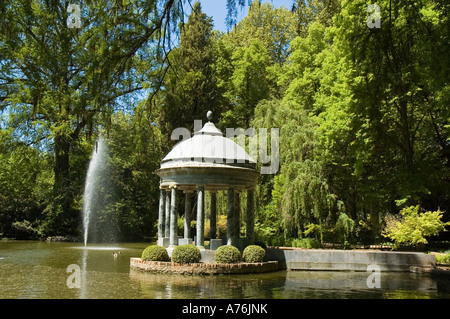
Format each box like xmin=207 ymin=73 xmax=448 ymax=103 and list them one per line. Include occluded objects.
xmin=165 ymin=190 xmax=170 ymax=238
xmin=184 ymin=191 xmax=192 ymax=239
xmin=227 ymin=187 xmax=235 ymax=246
xmin=233 ymin=190 xmax=240 ymax=248
xmin=209 ymin=191 xmax=217 ymax=240
xmin=169 ymin=187 xmax=178 ymax=247
xmin=246 ymin=189 xmax=255 ymax=245
xmin=158 ymin=189 xmax=165 ymax=240
xmin=196 ymin=185 xmax=205 ymax=249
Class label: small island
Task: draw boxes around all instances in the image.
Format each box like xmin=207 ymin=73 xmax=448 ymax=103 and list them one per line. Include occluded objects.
xmin=131 ymin=244 xmax=280 ymax=275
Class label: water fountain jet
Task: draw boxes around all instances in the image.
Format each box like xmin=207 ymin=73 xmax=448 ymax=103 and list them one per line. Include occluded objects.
xmin=82 ymin=137 xmax=107 ymax=247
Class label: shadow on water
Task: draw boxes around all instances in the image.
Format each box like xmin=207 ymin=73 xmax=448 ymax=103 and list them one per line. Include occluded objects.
xmin=1 ymin=241 xmax=450 ymax=299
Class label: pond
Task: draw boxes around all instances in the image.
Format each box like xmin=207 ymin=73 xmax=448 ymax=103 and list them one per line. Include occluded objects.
xmin=1 ymin=240 xmax=449 ymax=299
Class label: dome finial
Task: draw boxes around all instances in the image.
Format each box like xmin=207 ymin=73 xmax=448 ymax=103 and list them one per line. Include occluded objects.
xmin=206 ymin=110 xmax=213 ymax=122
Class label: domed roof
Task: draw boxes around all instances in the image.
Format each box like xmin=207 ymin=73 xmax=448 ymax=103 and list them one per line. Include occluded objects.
xmin=156 ymin=112 xmax=259 ymax=191
xmin=161 ymin=122 xmax=256 ymax=169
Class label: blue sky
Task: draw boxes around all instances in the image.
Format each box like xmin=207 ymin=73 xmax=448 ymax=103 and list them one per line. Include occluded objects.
xmin=196 ymin=0 xmax=295 ymax=32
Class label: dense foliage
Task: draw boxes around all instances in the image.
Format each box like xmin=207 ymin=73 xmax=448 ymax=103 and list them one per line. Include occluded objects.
xmin=383 ymin=206 xmax=450 ymax=249
xmin=435 ymin=251 xmax=450 ymax=265
xmin=1 ymin=0 xmax=448 ymax=249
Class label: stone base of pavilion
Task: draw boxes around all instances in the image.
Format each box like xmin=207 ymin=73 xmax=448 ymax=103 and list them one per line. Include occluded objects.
xmin=130 ymin=258 xmax=280 ymax=275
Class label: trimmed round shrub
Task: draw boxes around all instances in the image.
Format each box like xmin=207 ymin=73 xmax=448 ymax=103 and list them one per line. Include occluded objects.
xmin=171 ymin=244 xmax=201 ymax=263
xmin=214 ymin=245 xmax=241 ymax=264
xmin=141 ymin=245 xmax=169 ymax=261
xmin=242 ymin=245 xmax=266 ymax=263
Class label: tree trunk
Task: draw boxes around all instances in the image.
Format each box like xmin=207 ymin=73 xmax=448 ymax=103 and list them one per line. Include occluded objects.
xmin=53 ymin=133 xmax=72 ymax=229
xmin=398 ymin=98 xmax=414 ymax=172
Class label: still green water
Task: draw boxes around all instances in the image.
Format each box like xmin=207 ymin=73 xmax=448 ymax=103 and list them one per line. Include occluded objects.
xmin=1 ymin=240 xmax=449 ymax=299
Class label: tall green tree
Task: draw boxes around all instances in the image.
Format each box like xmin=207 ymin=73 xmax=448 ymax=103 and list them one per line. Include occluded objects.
xmin=217 ymin=2 xmax=299 ymax=129
xmin=220 ymin=39 xmax=272 ymax=128
xmin=335 ymin=0 xmax=450 ymax=212
xmin=0 ymin=0 xmax=186 ymax=234
xmin=292 ymin=0 xmax=341 ymax=36
xmin=156 ymin=1 xmax=222 ymax=144
xmin=227 ymin=1 xmax=297 ymax=65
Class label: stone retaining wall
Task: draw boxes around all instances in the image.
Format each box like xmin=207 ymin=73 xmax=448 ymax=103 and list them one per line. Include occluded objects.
xmin=266 ymin=247 xmax=436 ymax=272
xmin=130 ymin=258 xmax=280 ymax=275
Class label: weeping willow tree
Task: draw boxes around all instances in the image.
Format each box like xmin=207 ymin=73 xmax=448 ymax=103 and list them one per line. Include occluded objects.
xmin=252 ymin=99 xmax=339 ymax=244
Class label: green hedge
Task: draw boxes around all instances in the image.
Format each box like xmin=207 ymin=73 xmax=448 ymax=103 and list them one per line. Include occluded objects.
xmin=171 ymin=244 xmax=201 ymax=263
xmin=214 ymin=245 xmax=241 ymax=264
xmin=141 ymin=245 xmax=170 ymax=261
xmin=435 ymin=251 xmax=450 ymax=265
xmin=291 ymin=238 xmax=322 ymax=249
xmin=242 ymin=245 xmax=265 ymax=263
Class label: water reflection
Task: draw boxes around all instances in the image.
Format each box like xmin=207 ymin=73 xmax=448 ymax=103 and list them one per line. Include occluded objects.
xmin=129 ymin=268 xmax=450 ymax=299
xmin=281 ymin=271 xmax=440 ymax=299
xmin=79 ymin=248 xmax=87 ymax=299
xmin=129 ymin=268 xmax=286 ymax=299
